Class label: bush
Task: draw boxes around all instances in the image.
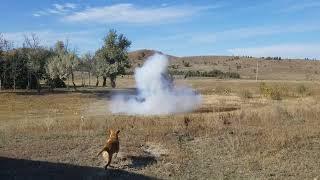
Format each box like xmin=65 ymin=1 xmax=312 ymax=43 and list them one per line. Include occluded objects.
xmin=46 ymin=77 xmax=66 ymax=89
xmin=297 ymin=84 xmax=307 ymax=95
xmin=224 ymin=72 xmax=240 ymax=79
xmin=270 ymin=88 xmax=282 ymax=100
xmin=170 ymin=64 xmax=179 ymax=69
xmin=259 ymin=83 xmax=287 ymax=100
xmin=170 ymin=69 xmax=240 ymax=79
xmin=182 ymin=61 xmax=191 ymax=67
xmin=215 ymin=86 xmax=232 ymax=95
xmin=259 ymin=82 xmax=270 ymax=97
xmin=240 ymin=89 xmax=253 ymax=99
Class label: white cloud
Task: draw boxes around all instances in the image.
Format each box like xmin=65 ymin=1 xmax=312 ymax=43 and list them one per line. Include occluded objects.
xmin=228 ymin=44 xmax=320 ymax=59
xmin=280 ymin=1 xmax=320 ymax=13
xmin=47 ymin=9 xmax=61 ymax=14
xmin=33 ymin=3 xmax=78 ymax=17
xmin=63 ymin=3 xmax=219 ymax=24
xmin=213 ymin=24 xmax=320 ymax=42
xmin=33 ymin=13 xmax=41 ymax=17
xmin=53 ymin=3 xmax=76 ymax=11
xmin=164 ymin=23 xmax=320 ymax=44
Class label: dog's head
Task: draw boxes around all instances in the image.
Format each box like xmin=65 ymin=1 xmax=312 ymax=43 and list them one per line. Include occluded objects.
xmin=109 ymin=129 xmax=120 ymax=138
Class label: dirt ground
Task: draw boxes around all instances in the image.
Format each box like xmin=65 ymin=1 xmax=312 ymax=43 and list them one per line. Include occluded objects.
xmin=0 ymin=78 xmax=320 ymax=179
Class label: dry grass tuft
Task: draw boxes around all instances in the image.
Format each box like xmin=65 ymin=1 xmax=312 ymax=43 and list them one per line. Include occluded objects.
xmin=1 ymin=78 xmax=320 ymax=179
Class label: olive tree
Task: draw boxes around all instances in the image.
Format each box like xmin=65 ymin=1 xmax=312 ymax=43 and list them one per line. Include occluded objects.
xmin=46 ymin=41 xmax=78 ymax=90
xmin=95 ymin=29 xmax=131 ymax=88
xmin=64 ymin=50 xmax=79 ymax=89
xmin=81 ymin=52 xmax=95 ymax=86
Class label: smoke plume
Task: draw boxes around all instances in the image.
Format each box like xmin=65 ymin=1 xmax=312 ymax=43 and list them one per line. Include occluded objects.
xmin=110 ymin=53 xmax=201 ymax=115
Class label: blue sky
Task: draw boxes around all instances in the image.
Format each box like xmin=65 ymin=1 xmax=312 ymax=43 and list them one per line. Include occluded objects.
xmin=1 ymin=0 xmax=320 ymax=58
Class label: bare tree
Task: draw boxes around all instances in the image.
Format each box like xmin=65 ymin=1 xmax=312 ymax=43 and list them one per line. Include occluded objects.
xmin=64 ymin=50 xmax=79 ymax=90
xmin=10 ymin=50 xmax=18 ymax=91
xmin=82 ymin=52 xmax=95 ymax=87
xmin=0 ymin=33 xmax=4 ymax=91
xmin=0 ymin=35 xmax=13 ymax=91
xmin=23 ymin=33 xmax=42 ymax=92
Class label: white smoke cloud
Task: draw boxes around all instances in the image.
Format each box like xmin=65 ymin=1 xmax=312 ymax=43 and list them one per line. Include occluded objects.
xmin=110 ymin=53 xmax=201 ymax=115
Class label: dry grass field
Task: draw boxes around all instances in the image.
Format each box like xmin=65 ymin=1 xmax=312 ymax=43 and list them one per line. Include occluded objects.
xmin=1 ymin=75 xmax=320 ymax=179
xmin=130 ymin=50 xmax=320 ymax=81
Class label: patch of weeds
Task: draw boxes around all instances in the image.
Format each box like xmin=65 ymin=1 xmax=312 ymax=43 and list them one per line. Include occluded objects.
xmin=239 ymin=89 xmax=253 ymax=99
xmin=259 ymin=82 xmax=288 ymax=100
xmin=296 ymin=84 xmax=310 ymax=96
xmin=0 ymin=131 xmax=7 ymax=147
xmin=215 ymin=86 xmax=232 ymax=95
xmin=270 ymin=88 xmax=282 ymax=100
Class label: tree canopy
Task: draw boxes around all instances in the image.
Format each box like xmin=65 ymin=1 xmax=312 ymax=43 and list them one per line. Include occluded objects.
xmin=0 ymin=29 xmax=132 ymax=91
xmin=95 ymin=29 xmax=131 ymax=88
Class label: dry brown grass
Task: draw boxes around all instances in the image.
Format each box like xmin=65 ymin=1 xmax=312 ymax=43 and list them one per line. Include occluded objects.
xmin=127 ymin=50 xmax=320 ymax=81
xmin=0 ymin=78 xmax=320 ymax=179
xmin=177 ymin=56 xmax=320 ymax=80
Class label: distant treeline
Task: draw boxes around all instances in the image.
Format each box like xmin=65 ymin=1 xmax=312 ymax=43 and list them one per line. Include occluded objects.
xmin=124 ymin=69 xmax=240 ymax=79
xmin=262 ymin=57 xmax=282 ymax=60
xmin=170 ymin=69 xmax=240 ymax=79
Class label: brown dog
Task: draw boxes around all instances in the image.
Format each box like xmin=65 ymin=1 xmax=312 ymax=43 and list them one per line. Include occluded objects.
xmin=97 ymin=129 xmax=120 ymax=169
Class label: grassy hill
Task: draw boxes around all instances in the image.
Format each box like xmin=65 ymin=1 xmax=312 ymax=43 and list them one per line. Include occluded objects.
xmin=128 ymin=49 xmax=320 ymax=81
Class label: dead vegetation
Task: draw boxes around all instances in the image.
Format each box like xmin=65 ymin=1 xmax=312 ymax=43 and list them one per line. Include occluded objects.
xmin=0 ymin=78 xmax=320 ymax=179
xmin=128 ymin=50 xmax=320 ymax=81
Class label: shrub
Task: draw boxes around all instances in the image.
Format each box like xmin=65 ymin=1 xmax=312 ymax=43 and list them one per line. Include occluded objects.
xmin=46 ymin=77 xmax=66 ymax=88
xmin=240 ymin=89 xmax=253 ymax=99
xmin=270 ymin=88 xmax=282 ymax=100
xmin=171 ymin=69 xmax=240 ymax=79
xmin=182 ymin=60 xmax=191 ymax=67
xmin=259 ymin=82 xmax=271 ymax=97
xmin=259 ymin=83 xmax=287 ymax=100
xmin=215 ymin=86 xmax=232 ymax=95
xmin=224 ymin=72 xmax=240 ymax=79
xmin=297 ymin=84 xmax=307 ymax=96
xmin=170 ymin=64 xmax=179 ymax=69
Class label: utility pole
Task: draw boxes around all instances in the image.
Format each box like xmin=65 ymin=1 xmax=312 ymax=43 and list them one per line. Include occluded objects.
xmin=255 ymin=60 xmax=259 ymax=82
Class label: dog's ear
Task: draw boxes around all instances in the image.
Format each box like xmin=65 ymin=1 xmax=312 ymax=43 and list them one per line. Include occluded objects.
xmin=116 ymin=130 xmax=120 ymax=134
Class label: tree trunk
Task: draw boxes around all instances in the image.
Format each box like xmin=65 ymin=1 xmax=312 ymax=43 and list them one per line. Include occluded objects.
xmin=3 ymin=73 xmax=6 ymax=90
xmin=67 ymin=76 xmax=70 ymax=90
xmin=13 ymin=74 xmax=16 ymax=92
xmin=110 ymin=76 xmax=116 ymax=88
xmin=102 ymin=76 xmax=107 ymax=87
xmin=88 ymin=72 xmax=91 ymax=87
xmin=0 ymin=79 xmax=2 ymax=91
xmin=81 ymin=71 xmax=84 ymax=87
xmin=27 ymin=72 xmax=30 ymax=90
xmin=36 ymin=75 xmax=41 ymax=94
xmin=95 ymin=76 xmax=99 ymax=87
xmin=12 ymin=66 xmax=16 ymax=91
xmin=49 ymin=77 xmax=56 ymax=92
xmin=71 ymin=70 xmax=77 ymax=91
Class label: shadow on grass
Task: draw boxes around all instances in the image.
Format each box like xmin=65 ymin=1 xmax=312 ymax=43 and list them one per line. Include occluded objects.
xmin=126 ymin=155 xmax=157 ymax=169
xmin=0 ymin=157 xmax=158 ymax=180
xmin=193 ymin=106 xmax=240 ymax=113
xmin=0 ymin=87 xmax=138 ymax=100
